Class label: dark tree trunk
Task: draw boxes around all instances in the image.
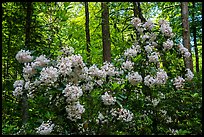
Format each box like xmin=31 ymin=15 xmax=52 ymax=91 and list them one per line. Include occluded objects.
xmin=25 ymin=2 xmax=32 ymax=49
xmin=101 ymin=2 xmax=111 ymax=62
xmin=85 ymin=2 xmax=91 ymax=64
xmin=22 ymin=2 xmax=32 ymax=125
xmin=133 ymin=2 xmax=146 ymax=23
xmin=181 ymin=2 xmax=194 ymax=72
xmin=133 ymin=2 xmax=139 ymax=17
xmin=192 ymin=2 xmax=199 ymax=73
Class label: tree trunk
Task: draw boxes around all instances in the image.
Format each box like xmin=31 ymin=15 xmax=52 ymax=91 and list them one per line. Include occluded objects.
xmin=22 ymin=2 xmax=32 ymax=126
xmin=133 ymin=2 xmax=139 ymax=17
xmin=133 ymin=2 xmax=146 ymax=23
xmin=85 ymin=2 xmax=91 ymax=64
xmin=181 ymin=2 xmax=194 ymax=71
xmin=192 ymin=2 xmax=199 ymax=73
xmin=25 ymin=2 xmax=32 ymax=49
xmin=101 ymin=2 xmax=111 ymax=62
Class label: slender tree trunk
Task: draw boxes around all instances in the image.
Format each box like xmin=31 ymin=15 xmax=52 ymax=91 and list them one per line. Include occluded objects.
xmin=133 ymin=2 xmax=146 ymax=23
xmin=181 ymin=2 xmax=194 ymax=71
xmin=25 ymin=2 xmax=32 ymax=49
xmin=22 ymin=2 xmax=32 ymax=125
xmin=101 ymin=2 xmax=111 ymax=62
xmin=85 ymin=2 xmax=91 ymax=64
xmin=133 ymin=2 xmax=139 ymax=17
xmin=192 ymin=2 xmax=199 ymax=73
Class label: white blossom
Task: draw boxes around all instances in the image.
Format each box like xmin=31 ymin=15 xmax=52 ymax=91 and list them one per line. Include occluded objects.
xmin=173 ymin=76 xmax=185 ymax=89
xmin=185 ymin=68 xmax=194 ymax=81
xmin=82 ymin=82 xmax=94 ymax=91
xmin=110 ymin=108 xmax=134 ymax=122
xmin=144 ymin=75 xmax=156 ymax=87
xmin=57 ymin=57 xmax=72 ymax=77
xmin=96 ymin=112 xmax=107 ymax=124
xmin=143 ymin=19 xmax=154 ymax=30
xmin=155 ymin=69 xmax=168 ymax=85
xmin=60 ymin=46 xmax=74 ymax=56
xmin=13 ymin=86 xmax=23 ymax=96
xmin=39 ymin=66 xmax=58 ymax=85
xmin=148 ymin=52 xmax=159 ymax=63
xmin=122 ymin=60 xmax=134 ymax=71
xmin=101 ymin=62 xmax=116 ymax=76
xmin=163 ymin=39 xmax=173 ymax=50
xmin=124 ymin=44 xmax=141 ymax=58
xmin=23 ymin=63 xmax=37 ymax=80
xmin=144 ymin=45 xmax=153 ymax=53
xmin=15 ymin=50 xmax=33 ymax=63
xmin=159 ymin=19 xmax=173 ymax=37
xmin=32 ymin=55 xmax=50 ymax=68
xmin=65 ymin=101 xmax=85 ymax=121
xmin=127 ymin=72 xmax=143 ymax=85
xmin=13 ymin=80 xmax=24 ymax=88
xmin=36 ymin=120 xmax=55 ymax=135
xmin=62 ymin=84 xmax=83 ymax=102
xmin=131 ymin=17 xmax=141 ymax=28
xmin=178 ymin=45 xmax=191 ymax=58
xmin=101 ymin=92 xmax=116 ymax=105
xmin=69 ymin=54 xmax=84 ymax=68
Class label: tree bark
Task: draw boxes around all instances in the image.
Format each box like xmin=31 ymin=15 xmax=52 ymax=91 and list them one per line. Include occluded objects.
xmin=25 ymin=2 xmax=32 ymax=49
xmin=181 ymin=2 xmax=194 ymax=71
xmin=101 ymin=2 xmax=111 ymax=62
xmin=22 ymin=2 xmax=32 ymax=125
xmin=85 ymin=2 xmax=91 ymax=64
xmin=133 ymin=2 xmax=146 ymax=23
xmin=133 ymin=2 xmax=139 ymax=17
xmin=192 ymin=2 xmax=199 ymax=73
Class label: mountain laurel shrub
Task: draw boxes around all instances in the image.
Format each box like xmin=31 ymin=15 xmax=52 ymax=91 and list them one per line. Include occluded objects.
xmin=12 ymin=17 xmax=202 ymax=135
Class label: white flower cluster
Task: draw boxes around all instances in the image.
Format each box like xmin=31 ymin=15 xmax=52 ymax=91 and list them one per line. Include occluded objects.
xmin=155 ymin=69 xmax=168 ymax=85
xmin=144 ymin=75 xmax=156 ymax=87
xmin=122 ymin=60 xmax=134 ymax=71
xmin=101 ymin=61 xmax=116 ymax=76
xmin=60 ymin=46 xmax=74 ymax=56
xmin=131 ymin=17 xmax=142 ymax=28
xmin=62 ymin=84 xmax=83 ymax=102
xmin=81 ymin=81 xmax=94 ymax=91
xmin=144 ymin=69 xmax=168 ymax=87
xmin=127 ymin=72 xmax=143 ymax=85
xmin=15 ymin=49 xmax=33 ymax=63
xmin=144 ymin=44 xmax=153 ymax=53
xmin=65 ymin=101 xmax=85 ymax=121
xmin=88 ymin=64 xmax=104 ymax=78
xmin=159 ymin=19 xmax=173 ymax=37
xmin=110 ymin=108 xmax=134 ymax=122
xmin=96 ymin=112 xmax=108 ymax=124
xmin=24 ymin=80 xmax=36 ymax=98
xmin=101 ymin=92 xmax=116 ymax=105
xmin=163 ymin=39 xmax=173 ymax=51
xmin=39 ymin=66 xmax=58 ymax=85
xmin=23 ymin=63 xmax=37 ymax=81
xmin=13 ymin=80 xmax=24 ymax=96
xmin=148 ymin=52 xmax=159 ymax=63
xmin=143 ymin=19 xmax=154 ymax=30
xmin=145 ymin=96 xmax=160 ymax=107
xmin=178 ymin=45 xmax=191 ymax=58
xmin=173 ymin=76 xmax=185 ymax=89
xmin=69 ymin=54 xmax=84 ymax=68
xmin=124 ymin=44 xmax=141 ymax=58
xmin=185 ymin=68 xmax=194 ymax=81
xmin=169 ymin=128 xmax=178 ymax=135
xmin=57 ymin=57 xmax=72 ymax=77
xmin=32 ymin=55 xmax=50 ymax=68
xmin=36 ymin=120 xmax=55 ymax=135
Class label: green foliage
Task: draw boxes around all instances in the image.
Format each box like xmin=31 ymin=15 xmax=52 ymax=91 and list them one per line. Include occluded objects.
xmin=2 ymin=2 xmax=202 ymax=135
